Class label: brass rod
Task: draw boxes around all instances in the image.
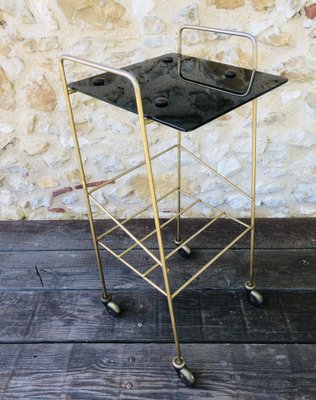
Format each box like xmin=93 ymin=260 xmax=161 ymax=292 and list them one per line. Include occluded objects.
xmin=98 ymin=241 xmax=167 ymax=297
xmin=176 ymin=132 xmax=181 ymax=241
xmin=166 ymin=211 xmax=226 ymax=260
xmin=224 ymin=215 xmax=251 ymax=229
xmin=89 ymin=144 xmax=177 ymax=194
xmin=142 ymin=262 xmax=164 ymax=278
xmin=59 ymin=59 xmax=108 ymax=297
xmin=118 ymin=198 xmax=200 ymax=258
xmin=179 ymin=188 xmax=224 ymax=213
xmin=90 ymin=196 xmax=163 ymax=266
xmin=248 ymin=99 xmax=257 ymax=287
xmin=146 ymin=211 xmax=226 ymax=276
xmin=96 ymin=186 xmax=178 ymax=241
xmin=172 ymin=226 xmax=252 ymax=298
xmin=179 ymin=189 xmax=251 ymax=229
xmin=180 ymin=146 xmax=252 ymax=201
xmin=132 ymin=75 xmax=183 ymax=362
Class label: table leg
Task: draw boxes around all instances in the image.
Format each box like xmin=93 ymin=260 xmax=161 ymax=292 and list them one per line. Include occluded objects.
xmin=59 ymin=60 xmax=121 ymax=317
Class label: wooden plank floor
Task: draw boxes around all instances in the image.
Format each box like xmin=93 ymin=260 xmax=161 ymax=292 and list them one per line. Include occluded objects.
xmin=0 ymin=218 xmax=315 ymax=399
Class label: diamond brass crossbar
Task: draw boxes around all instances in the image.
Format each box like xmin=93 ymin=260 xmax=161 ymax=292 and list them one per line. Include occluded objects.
xmin=90 ymin=184 xmax=253 ymax=298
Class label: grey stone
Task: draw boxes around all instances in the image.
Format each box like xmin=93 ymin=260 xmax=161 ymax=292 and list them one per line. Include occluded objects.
xmin=292 ymin=184 xmax=316 ymax=203
xmin=173 ymin=4 xmax=199 ymax=24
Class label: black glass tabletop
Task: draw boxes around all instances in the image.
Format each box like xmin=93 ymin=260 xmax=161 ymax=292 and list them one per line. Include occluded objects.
xmin=68 ymin=53 xmax=287 ymax=132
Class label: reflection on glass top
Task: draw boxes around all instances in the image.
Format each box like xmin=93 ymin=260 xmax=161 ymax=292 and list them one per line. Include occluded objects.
xmin=68 ymin=53 xmax=287 ymax=132
xmin=177 ymin=55 xmax=255 ymax=96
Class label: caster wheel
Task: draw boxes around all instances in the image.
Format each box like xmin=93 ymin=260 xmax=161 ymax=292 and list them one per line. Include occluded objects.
xmin=105 ymin=300 xmax=122 ymax=317
xmin=101 ymin=294 xmax=122 ymax=317
xmin=173 ymin=357 xmax=196 ymax=388
xmin=174 ymin=240 xmax=192 ymax=259
xmin=247 ymin=289 xmax=263 ymax=307
xmin=178 ymin=366 xmax=196 ymax=388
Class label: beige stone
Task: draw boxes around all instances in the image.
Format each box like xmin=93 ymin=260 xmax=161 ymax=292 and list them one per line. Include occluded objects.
xmin=218 ymin=114 xmax=232 ymax=122
xmin=23 ymin=37 xmax=59 ymax=53
xmin=66 ymin=169 xmax=81 ymax=184
xmin=275 ymin=56 xmax=316 ymax=82
xmin=132 ymin=0 xmax=155 ymax=16
xmin=55 ymin=0 xmax=76 ymax=20
xmin=173 ymin=4 xmax=199 ymax=24
xmin=143 ymin=16 xmax=164 ymax=34
xmin=0 ymin=40 xmax=10 ymax=57
xmin=37 ymin=176 xmax=59 ymax=188
xmin=0 ymin=123 xmax=14 ymax=134
xmin=208 ymin=0 xmax=244 ymax=9
xmin=35 ymin=0 xmax=59 ymax=31
xmin=0 ymin=0 xmax=34 ymax=23
xmin=1 ymin=57 xmax=24 ymax=79
xmin=23 ymin=114 xmax=37 ymax=134
xmin=0 ymin=205 xmax=25 ymax=220
xmin=182 ymin=31 xmax=216 ymax=46
xmin=67 ymin=37 xmax=92 ymax=57
xmin=280 ymin=0 xmax=306 ymax=19
xmin=304 ymin=91 xmax=316 ymax=120
xmin=21 ymin=139 xmax=49 ymax=155
xmin=0 ymin=21 xmax=20 ymax=56
xmin=262 ymin=32 xmax=291 ymax=47
xmin=0 ymin=136 xmax=12 ymax=151
xmin=25 ymin=76 xmax=57 ymax=112
xmin=0 ymin=67 xmax=15 ymax=111
xmin=237 ymin=48 xmax=253 ymax=68
xmin=57 ymin=0 xmax=125 ymax=29
xmin=0 ymin=10 xmax=4 ymax=25
xmin=215 ymin=46 xmax=252 ymax=68
xmin=235 ymin=107 xmax=251 ymax=118
xmin=42 ymin=151 xmax=71 ymax=168
xmin=251 ymin=0 xmax=275 ymax=11
xmin=309 ymin=43 xmax=316 ymax=56
xmin=310 ymin=27 xmax=316 ymax=38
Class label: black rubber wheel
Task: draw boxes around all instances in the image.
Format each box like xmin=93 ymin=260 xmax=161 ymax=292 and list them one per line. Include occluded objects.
xmin=101 ymin=294 xmax=122 ymax=317
xmin=177 ymin=245 xmax=191 ymax=259
xmin=178 ymin=366 xmax=196 ymax=388
xmin=247 ymin=289 xmax=263 ymax=307
xmin=105 ymin=300 xmax=122 ymax=317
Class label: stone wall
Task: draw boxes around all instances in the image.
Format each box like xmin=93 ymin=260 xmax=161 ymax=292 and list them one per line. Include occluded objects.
xmin=0 ymin=0 xmax=316 ymax=220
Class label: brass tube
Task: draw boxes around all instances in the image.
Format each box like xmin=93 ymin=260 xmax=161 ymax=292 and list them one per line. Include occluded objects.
xmin=90 ymin=195 xmax=162 ymax=266
xmin=89 ymin=145 xmax=177 ymax=195
xmin=134 ymin=90 xmax=183 ymax=362
xmin=172 ymin=226 xmax=252 ymax=298
xmin=176 ymin=131 xmax=181 ymax=242
xmin=98 ymin=241 xmax=167 ymax=297
xmin=118 ymin=198 xmax=200 ymax=258
xmin=96 ymin=186 xmax=178 ymax=241
xmin=179 ymin=189 xmax=251 ymax=229
xmin=146 ymin=211 xmax=226 ymax=276
xmin=59 ymin=59 xmax=108 ymax=296
xmin=248 ymin=99 xmax=258 ymax=287
xmin=180 ymin=146 xmax=251 ymax=201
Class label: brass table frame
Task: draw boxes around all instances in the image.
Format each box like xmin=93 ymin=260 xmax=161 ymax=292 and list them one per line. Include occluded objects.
xmin=59 ymin=25 xmax=262 ymax=387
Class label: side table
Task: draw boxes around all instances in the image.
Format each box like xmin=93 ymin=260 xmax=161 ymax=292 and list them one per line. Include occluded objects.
xmin=59 ymin=25 xmax=287 ymax=387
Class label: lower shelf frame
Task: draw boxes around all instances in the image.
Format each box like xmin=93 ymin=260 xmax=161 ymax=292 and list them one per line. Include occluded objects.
xmin=90 ymin=188 xmax=253 ymax=299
